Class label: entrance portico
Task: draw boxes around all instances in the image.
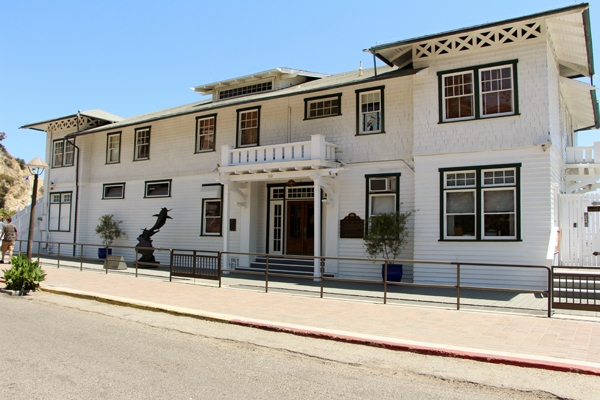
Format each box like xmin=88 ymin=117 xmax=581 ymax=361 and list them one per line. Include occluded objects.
xmin=218 ymin=134 xmax=343 ymax=276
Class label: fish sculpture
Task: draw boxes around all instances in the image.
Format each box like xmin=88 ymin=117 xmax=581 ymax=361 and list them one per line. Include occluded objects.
xmin=150 ymin=208 xmax=173 ymax=231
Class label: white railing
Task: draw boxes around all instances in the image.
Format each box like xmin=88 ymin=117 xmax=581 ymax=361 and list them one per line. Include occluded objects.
xmin=221 ymin=134 xmax=337 ymax=167
xmin=566 ymin=142 xmax=600 ymax=164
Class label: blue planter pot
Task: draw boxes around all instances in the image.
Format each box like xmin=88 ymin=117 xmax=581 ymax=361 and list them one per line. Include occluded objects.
xmin=382 ymin=263 xmax=403 ymax=282
xmin=98 ymin=248 xmax=113 ymax=259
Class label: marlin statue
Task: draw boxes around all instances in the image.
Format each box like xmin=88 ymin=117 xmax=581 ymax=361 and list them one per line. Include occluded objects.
xmin=150 ymin=208 xmax=173 ymax=231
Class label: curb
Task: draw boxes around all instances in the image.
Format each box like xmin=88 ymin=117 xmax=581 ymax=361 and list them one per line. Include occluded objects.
xmin=40 ymin=286 xmax=600 ymax=377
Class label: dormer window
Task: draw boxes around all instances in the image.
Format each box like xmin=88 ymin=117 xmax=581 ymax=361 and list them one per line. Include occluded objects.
xmin=218 ymin=81 xmax=273 ymax=100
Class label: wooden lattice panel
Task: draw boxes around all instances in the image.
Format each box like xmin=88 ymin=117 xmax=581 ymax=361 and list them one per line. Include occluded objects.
xmin=47 ymin=116 xmax=109 ymax=132
xmin=414 ymin=21 xmax=543 ymax=59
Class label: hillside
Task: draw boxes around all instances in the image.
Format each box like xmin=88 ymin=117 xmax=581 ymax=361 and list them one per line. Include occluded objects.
xmin=0 ymin=146 xmax=43 ymax=213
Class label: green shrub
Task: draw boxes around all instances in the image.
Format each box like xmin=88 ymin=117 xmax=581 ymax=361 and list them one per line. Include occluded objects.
xmin=2 ymin=254 xmax=47 ymax=291
xmin=364 ymin=211 xmax=412 ymax=261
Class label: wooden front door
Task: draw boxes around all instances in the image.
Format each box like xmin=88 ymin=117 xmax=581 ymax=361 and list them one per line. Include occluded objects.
xmin=286 ymin=201 xmax=315 ymax=255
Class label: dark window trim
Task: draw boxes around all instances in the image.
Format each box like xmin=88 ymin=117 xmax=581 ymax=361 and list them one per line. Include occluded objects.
xmin=51 ymin=139 xmax=75 ymax=168
xmin=200 ymin=183 xmax=224 ymax=237
xmin=49 ymin=191 xmax=72 ymax=232
xmin=437 ymin=60 xmax=519 ymax=123
xmin=364 ymin=173 xmax=401 ymax=235
xmin=235 ymin=106 xmax=261 ymax=148
xmin=102 ymin=182 xmax=125 ymax=200
xmin=303 ymin=93 xmax=342 ymax=120
xmin=133 ymin=126 xmax=151 ymax=161
xmin=355 ymin=86 xmax=385 ymax=135
xmin=439 ymin=163 xmax=521 ymax=241
xmin=144 ymin=179 xmax=172 ymax=198
xmin=194 ymin=114 xmax=217 ymax=154
xmin=105 ymin=132 xmax=122 ymax=165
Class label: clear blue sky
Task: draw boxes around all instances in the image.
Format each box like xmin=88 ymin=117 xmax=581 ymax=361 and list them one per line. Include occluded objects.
xmin=1 ymin=0 xmax=599 ymax=166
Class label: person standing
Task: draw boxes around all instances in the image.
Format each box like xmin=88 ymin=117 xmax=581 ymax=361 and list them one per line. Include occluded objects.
xmin=1 ymin=217 xmax=18 ymax=264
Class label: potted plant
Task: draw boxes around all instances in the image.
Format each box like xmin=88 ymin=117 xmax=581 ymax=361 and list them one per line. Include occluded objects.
xmin=95 ymin=214 xmax=125 ymax=259
xmin=364 ymin=210 xmax=411 ymax=282
xmin=2 ymin=254 xmax=47 ymax=295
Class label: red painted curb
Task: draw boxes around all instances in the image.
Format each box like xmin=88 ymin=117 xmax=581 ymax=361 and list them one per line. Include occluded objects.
xmin=230 ymin=319 xmax=600 ymax=376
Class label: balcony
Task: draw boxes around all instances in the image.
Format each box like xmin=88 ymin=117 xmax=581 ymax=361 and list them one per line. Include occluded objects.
xmin=219 ymin=134 xmax=339 ymax=179
xmin=565 ymin=142 xmax=600 ymax=193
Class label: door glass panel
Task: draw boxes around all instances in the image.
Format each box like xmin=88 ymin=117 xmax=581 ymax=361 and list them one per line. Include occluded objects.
xmin=289 ymin=204 xmax=301 ymax=239
xmin=306 ymin=203 xmax=314 ymax=239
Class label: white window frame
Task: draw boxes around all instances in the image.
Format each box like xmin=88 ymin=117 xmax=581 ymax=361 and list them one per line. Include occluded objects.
xmin=106 ymin=133 xmax=121 ymax=164
xmin=441 ymin=166 xmax=519 ymax=241
xmin=196 ymin=115 xmax=216 ymax=153
xmin=441 ymin=71 xmax=475 ymax=122
xmin=145 ymin=180 xmax=171 ymax=198
xmin=439 ymin=61 xmax=518 ymax=123
xmin=237 ymin=108 xmax=259 ymax=147
xmin=52 ymin=139 xmax=75 ymax=167
xmin=305 ymin=94 xmax=341 ymax=120
xmin=134 ymin=127 xmax=151 ymax=161
xmin=202 ymin=198 xmax=222 ymax=236
xmin=103 ymin=183 xmax=125 ymax=200
xmin=479 ymin=65 xmax=515 ymax=118
xmin=357 ymin=88 xmax=383 ymax=134
xmin=49 ymin=191 xmax=72 ymax=232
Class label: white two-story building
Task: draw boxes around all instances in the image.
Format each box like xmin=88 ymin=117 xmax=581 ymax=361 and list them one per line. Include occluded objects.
xmin=22 ymin=3 xmax=599 ymax=289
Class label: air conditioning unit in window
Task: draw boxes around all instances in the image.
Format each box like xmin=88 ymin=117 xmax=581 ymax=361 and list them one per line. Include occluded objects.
xmin=370 ymin=177 xmax=395 ymax=192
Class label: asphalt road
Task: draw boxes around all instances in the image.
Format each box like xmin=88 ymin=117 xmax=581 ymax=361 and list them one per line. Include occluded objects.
xmin=1 ymin=292 xmax=598 ymax=399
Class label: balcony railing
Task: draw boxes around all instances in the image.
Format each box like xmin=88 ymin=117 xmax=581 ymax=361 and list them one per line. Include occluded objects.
xmin=221 ymin=134 xmax=337 ymax=168
xmin=566 ymin=142 xmax=600 ymax=164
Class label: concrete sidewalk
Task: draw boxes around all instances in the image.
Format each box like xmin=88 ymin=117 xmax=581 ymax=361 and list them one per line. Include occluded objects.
xmin=37 ymin=266 xmax=600 ymax=376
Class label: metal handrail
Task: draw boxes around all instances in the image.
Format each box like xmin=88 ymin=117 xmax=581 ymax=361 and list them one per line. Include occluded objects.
xmin=15 ymin=239 xmax=553 ymax=317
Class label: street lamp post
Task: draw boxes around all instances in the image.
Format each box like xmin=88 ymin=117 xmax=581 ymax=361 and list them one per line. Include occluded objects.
xmin=25 ymin=157 xmax=49 ymax=260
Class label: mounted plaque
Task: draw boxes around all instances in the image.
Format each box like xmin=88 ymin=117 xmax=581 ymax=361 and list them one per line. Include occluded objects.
xmin=340 ymin=213 xmax=364 ymax=239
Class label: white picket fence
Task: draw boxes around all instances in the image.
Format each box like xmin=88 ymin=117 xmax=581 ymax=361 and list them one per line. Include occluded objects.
xmin=558 ymin=192 xmax=600 ymax=267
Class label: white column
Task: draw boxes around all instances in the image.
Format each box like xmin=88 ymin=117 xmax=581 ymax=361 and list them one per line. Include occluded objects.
xmin=310 ymin=134 xmax=325 ymax=160
xmin=313 ymin=178 xmax=321 ymax=278
xmin=221 ymin=145 xmax=232 ymax=167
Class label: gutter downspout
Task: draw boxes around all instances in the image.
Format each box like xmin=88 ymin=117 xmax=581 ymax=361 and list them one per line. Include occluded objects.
xmin=69 ymin=111 xmax=81 ymax=256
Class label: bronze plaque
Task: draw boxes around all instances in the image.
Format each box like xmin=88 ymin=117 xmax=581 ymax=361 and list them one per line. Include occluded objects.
xmin=340 ymin=213 xmax=364 ymax=239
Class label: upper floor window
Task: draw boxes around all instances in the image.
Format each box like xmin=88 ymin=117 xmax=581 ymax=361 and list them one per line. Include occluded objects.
xmin=195 ymin=114 xmax=216 ymax=153
xmin=440 ymin=164 xmax=520 ymax=241
xmin=219 ymin=81 xmax=272 ymax=100
xmin=237 ymin=107 xmax=260 ymax=147
xmin=134 ymin=127 xmax=151 ymax=161
xmin=106 ymin=132 xmax=121 ymax=164
xmin=356 ymin=87 xmax=385 ymax=135
xmin=439 ymin=60 xmax=518 ymax=122
xmin=52 ymin=139 xmax=75 ymax=168
xmin=304 ymin=93 xmax=342 ymax=120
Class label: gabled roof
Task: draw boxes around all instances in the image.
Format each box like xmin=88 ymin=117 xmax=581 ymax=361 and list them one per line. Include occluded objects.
xmin=366 ymin=3 xmax=594 ymax=78
xmin=20 ymin=109 xmax=123 ymax=131
xmin=191 ymin=67 xmax=330 ymax=95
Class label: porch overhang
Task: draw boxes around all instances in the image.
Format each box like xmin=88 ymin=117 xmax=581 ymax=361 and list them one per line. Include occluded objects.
xmin=219 ymin=164 xmax=344 ymax=183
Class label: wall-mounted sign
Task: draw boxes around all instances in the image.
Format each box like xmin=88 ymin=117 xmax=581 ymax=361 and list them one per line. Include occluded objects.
xmin=340 ymin=213 xmax=364 ymax=239
xmin=587 ymin=206 xmax=600 ymax=212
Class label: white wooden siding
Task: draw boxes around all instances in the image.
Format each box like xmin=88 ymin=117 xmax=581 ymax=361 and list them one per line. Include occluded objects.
xmin=413 ymin=147 xmax=552 ymax=290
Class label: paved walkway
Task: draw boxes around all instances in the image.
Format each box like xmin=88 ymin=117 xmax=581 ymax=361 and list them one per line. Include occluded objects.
xmin=32 ymin=264 xmax=600 ymax=376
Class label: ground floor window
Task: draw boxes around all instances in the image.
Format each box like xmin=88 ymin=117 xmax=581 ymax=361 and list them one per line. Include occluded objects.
xmin=49 ymin=192 xmax=72 ymax=231
xmin=365 ymin=174 xmax=400 ymax=233
xmin=200 ymin=184 xmax=223 ymax=236
xmin=440 ymin=164 xmax=520 ymax=241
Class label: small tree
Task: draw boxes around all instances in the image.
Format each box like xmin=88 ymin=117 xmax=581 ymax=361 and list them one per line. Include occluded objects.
xmin=363 ymin=211 xmax=411 ymax=261
xmin=95 ymin=214 xmax=125 ymax=247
